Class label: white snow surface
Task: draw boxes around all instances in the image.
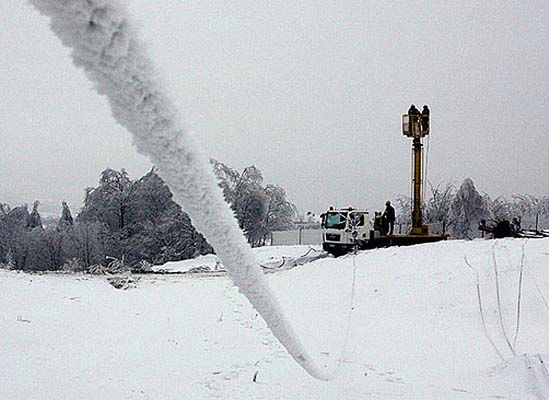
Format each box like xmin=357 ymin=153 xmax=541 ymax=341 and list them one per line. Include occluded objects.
xmin=28 ymin=0 xmax=327 ymax=379
xmin=2 ymin=238 xmax=549 ymax=399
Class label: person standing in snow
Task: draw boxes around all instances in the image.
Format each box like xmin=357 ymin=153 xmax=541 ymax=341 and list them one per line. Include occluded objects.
xmin=383 ymin=200 xmax=396 ymax=236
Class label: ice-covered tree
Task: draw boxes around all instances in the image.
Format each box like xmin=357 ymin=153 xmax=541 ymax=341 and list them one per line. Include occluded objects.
xmin=0 ymin=203 xmax=10 ymax=216
xmin=58 ymin=201 xmax=74 ymax=228
xmin=0 ymin=205 xmax=31 ymax=268
xmin=79 ymin=168 xmax=134 ymax=231
xmin=28 ymin=201 xmax=42 ymax=229
xmin=239 ymin=189 xmax=268 ymax=247
xmin=62 ymin=222 xmax=106 ymax=269
xmin=264 ymin=184 xmax=297 ymax=233
xmin=25 ymin=228 xmax=64 ymax=271
xmin=486 ymin=195 xmax=514 ymax=222
xmin=395 ymin=195 xmax=412 ymax=226
xmin=211 ymin=160 xmax=265 ymax=225
xmin=449 ymin=178 xmax=489 ymax=239
xmin=211 ymin=160 xmax=297 ymax=245
xmin=512 ymin=194 xmax=549 ymax=230
xmin=121 ymin=169 xmax=212 ymax=264
xmin=76 ymin=168 xmax=211 ymax=266
xmin=424 ymin=181 xmax=455 ymax=234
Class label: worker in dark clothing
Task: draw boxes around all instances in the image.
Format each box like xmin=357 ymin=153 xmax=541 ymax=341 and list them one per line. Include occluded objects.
xmin=383 ymin=200 xmax=396 ymax=236
xmin=421 ymin=105 xmax=430 ymax=133
xmin=408 ymin=104 xmax=420 ymax=135
xmin=511 ymin=216 xmax=522 ymax=235
xmin=408 ymin=104 xmax=420 ymax=115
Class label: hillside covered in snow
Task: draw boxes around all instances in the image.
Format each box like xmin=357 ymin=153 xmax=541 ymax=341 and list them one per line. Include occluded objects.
xmin=2 ymin=238 xmax=548 ymax=399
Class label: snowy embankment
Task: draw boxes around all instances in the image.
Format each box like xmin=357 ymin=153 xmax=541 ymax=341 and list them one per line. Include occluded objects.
xmin=1 ymin=238 xmax=548 ymax=399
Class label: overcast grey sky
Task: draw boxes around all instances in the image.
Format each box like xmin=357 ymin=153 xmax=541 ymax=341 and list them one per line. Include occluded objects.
xmin=1 ymin=0 xmax=548 ymax=215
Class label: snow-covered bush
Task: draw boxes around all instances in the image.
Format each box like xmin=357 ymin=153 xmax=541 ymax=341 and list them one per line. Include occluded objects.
xmin=135 ymin=260 xmax=153 ymax=273
xmin=60 ymin=258 xmax=85 ymax=273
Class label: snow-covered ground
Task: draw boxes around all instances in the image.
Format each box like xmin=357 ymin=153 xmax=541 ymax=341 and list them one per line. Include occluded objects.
xmin=154 ymin=245 xmax=324 ymax=273
xmin=1 ymin=239 xmax=548 ymax=399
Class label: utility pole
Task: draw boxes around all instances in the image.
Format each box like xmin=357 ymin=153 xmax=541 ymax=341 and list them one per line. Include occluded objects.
xmin=402 ymin=104 xmax=430 ymax=236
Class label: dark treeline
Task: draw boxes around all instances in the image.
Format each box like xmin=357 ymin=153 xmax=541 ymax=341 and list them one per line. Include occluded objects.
xmin=0 ymin=161 xmax=297 ymax=272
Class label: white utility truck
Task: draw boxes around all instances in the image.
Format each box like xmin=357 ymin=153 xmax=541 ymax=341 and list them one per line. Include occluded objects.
xmin=321 ymin=207 xmax=377 ymax=256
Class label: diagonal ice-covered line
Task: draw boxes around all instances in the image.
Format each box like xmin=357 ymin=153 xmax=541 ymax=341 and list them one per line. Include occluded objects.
xmin=29 ymin=0 xmax=331 ymax=380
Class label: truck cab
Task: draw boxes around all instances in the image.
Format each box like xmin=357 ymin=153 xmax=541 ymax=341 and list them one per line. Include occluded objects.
xmin=321 ymin=207 xmax=372 ymax=256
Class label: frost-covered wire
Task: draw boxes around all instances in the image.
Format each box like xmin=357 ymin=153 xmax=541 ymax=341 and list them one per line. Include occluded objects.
xmin=512 ymin=241 xmax=526 ymax=348
xmin=492 ymin=247 xmax=516 ymax=356
xmin=29 ymin=0 xmax=331 ymax=380
xmin=464 ymin=256 xmax=505 ymax=362
xmin=535 ymin=283 xmax=549 ymax=314
xmin=333 ymin=251 xmax=360 ymax=375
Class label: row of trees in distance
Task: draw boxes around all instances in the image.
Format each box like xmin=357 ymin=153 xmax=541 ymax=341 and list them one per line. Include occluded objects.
xmin=0 ymin=160 xmax=297 ymax=272
xmin=395 ymin=178 xmax=549 ymax=239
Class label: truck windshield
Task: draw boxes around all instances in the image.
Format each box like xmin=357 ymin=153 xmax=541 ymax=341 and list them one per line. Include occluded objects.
xmin=325 ymin=212 xmax=348 ymax=229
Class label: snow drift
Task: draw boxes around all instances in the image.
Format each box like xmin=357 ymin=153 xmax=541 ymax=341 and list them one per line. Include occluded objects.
xmin=28 ymin=0 xmax=329 ymax=379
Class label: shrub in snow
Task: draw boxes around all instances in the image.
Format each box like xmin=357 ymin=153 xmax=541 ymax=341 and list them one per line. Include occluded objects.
xmin=135 ymin=260 xmax=153 ymax=273
xmin=105 ymin=257 xmax=130 ymax=275
xmin=61 ymin=258 xmax=85 ymax=273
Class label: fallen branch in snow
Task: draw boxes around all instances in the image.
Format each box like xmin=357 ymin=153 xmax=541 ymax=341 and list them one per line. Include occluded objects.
xmin=492 ymin=247 xmax=516 ymax=356
xmin=464 ymin=256 xmax=505 ymax=362
xmin=16 ymin=315 xmax=31 ymax=323
xmin=299 ymin=247 xmax=324 ymax=258
xmin=107 ymin=274 xmax=140 ymax=290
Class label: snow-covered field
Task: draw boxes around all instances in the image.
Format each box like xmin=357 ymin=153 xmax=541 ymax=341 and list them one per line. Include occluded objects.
xmin=1 ymin=239 xmax=548 ymax=399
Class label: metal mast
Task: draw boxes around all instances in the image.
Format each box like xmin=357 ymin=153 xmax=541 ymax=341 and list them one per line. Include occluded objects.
xmin=402 ymin=104 xmax=430 ymax=235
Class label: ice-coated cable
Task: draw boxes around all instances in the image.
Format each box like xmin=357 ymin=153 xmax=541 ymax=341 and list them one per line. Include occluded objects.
xmin=464 ymin=256 xmax=505 ymax=362
xmin=29 ymin=0 xmax=331 ymax=380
